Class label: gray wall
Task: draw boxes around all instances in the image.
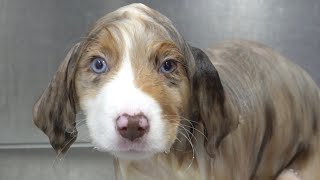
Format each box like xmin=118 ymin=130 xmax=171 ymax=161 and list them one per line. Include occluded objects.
xmin=0 ymin=0 xmax=319 ymax=179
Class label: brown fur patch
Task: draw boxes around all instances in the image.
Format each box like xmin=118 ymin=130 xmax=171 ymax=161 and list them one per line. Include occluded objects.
xmin=75 ymin=27 xmax=123 ymax=105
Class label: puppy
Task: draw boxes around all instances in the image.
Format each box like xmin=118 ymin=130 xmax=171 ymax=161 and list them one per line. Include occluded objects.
xmin=33 ymin=3 xmax=319 ymax=180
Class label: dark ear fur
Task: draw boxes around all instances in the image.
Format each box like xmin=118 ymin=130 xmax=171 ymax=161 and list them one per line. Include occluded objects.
xmin=33 ymin=43 xmax=80 ymax=153
xmin=190 ymin=46 xmax=237 ymax=157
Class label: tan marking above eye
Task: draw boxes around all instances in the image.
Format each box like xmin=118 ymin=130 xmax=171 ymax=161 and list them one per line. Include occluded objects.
xmin=75 ymin=27 xmax=123 ymax=101
xmin=149 ymin=41 xmax=186 ymax=74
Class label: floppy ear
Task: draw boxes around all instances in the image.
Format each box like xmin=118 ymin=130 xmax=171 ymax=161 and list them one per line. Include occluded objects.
xmin=190 ymin=46 xmax=237 ymax=157
xmin=33 ymin=43 xmax=80 ymax=154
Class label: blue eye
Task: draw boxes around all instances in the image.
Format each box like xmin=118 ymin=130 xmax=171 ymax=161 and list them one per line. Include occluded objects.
xmin=91 ymin=57 xmax=108 ymax=73
xmin=160 ymin=59 xmax=177 ymax=73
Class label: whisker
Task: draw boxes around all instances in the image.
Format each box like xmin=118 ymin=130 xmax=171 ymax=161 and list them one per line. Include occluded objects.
xmin=180 ymin=124 xmax=208 ymax=141
xmin=178 ymin=124 xmax=198 ymax=147
xmin=75 ymin=122 xmax=87 ymax=129
xmin=75 ymin=118 xmax=87 ymax=121
xmin=181 ymin=119 xmax=202 ymax=127
xmin=163 ymin=115 xmax=202 ymax=126
xmin=166 ymin=118 xmax=207 ymax=141
xmin=171 ymin=132 xmax=193 ymax=153
xmin=165 ymin=137 xmax=187 ymax=153
xmin=51 ymin=135 xmax=77 ymax=167
xmin=178 ymin=131 xmax=195 ymax=172
xmin=76 ymin=131 xmax=91 ymax=142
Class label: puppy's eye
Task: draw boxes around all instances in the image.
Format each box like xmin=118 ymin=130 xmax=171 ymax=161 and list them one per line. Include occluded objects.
xmin=91 ymin=57 xmax=108 ymax=73
xmin=160 ymin=59 xmax=177 ymax=73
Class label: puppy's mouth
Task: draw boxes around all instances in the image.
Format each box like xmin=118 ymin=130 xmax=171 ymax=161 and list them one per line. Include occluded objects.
xmin=109 ymin=138 xmax=158 ymax=159
xmin=116 ymin=136 xmax=149 ymax=151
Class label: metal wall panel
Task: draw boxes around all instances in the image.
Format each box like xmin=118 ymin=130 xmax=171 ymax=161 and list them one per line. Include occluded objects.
xmin=0 ymin=0 xmax=128 ymax=145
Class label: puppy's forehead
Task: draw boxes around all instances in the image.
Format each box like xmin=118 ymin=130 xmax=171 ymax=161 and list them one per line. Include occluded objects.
xmin=88 ymin=3 xmax=181 ymax=45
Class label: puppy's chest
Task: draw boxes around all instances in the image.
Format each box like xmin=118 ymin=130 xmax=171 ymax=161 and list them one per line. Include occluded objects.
xmin=115 ymin=155 xmax=204 ymax=180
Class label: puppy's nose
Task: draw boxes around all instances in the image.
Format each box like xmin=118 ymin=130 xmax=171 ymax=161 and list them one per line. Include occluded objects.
xmin=116 ymin=113 xmax=149 ymax=141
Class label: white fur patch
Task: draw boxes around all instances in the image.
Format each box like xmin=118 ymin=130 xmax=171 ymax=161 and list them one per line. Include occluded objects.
xmin=83 ymin=31 xmax=166 ymax=159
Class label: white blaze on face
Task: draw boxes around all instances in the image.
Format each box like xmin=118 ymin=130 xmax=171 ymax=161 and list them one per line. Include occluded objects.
xmin=83 ymin=29 xmax=166 ymax=159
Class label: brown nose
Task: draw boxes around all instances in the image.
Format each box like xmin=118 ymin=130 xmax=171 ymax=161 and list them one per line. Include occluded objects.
xmin=116 ymin=113 xmax=149 ymax=141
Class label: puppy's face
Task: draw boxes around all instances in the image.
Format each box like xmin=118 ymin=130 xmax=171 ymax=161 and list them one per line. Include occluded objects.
xmin=75 ymin=4 xmax=190 ymax=159
xmin=33 ymin=3 xmax=230 ymax=160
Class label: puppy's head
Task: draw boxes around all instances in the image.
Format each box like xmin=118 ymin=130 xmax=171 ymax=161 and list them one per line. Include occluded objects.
xmin=33 ymin=3 xmax=236 ymax=159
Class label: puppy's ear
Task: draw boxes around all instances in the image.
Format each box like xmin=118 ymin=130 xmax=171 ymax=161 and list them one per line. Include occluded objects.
xmin=190 ymin=46 xmax=237 ymax=157
xmin=33 ymin=43 xmax=80 ymax=154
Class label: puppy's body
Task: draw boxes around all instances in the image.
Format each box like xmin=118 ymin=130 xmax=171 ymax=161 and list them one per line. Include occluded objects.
xmin=33 ymin=3 xmax=320 ymax=180
xmin=205 ymin=40 xmax=320 ymax=180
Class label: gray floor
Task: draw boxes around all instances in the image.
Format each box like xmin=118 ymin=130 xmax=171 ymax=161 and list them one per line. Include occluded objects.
xmin=0 ymin=148 xmax=115 ymax=180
